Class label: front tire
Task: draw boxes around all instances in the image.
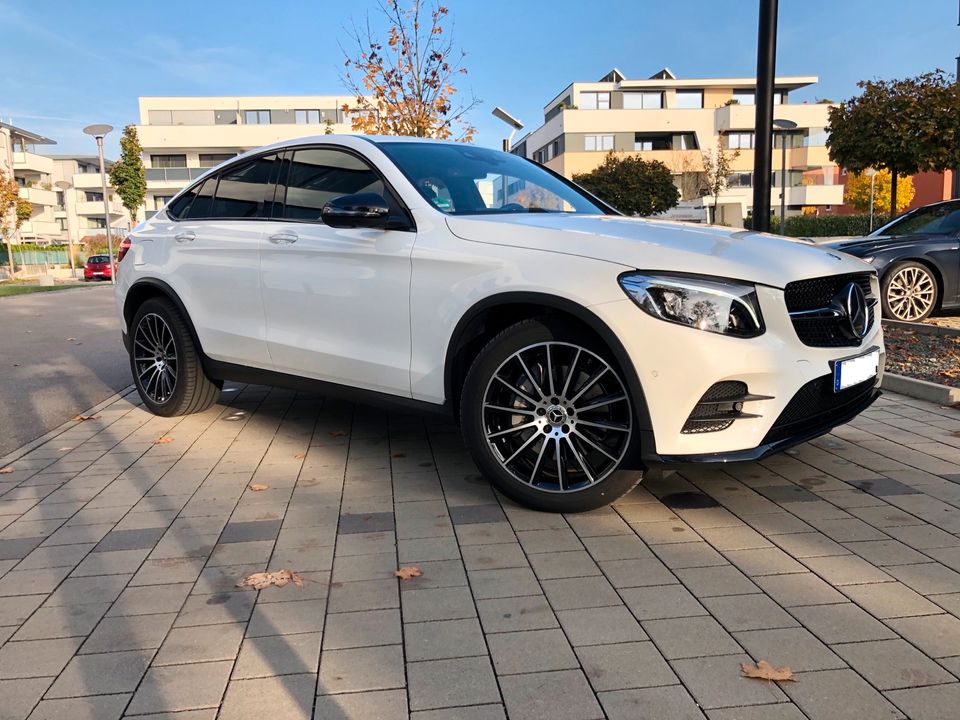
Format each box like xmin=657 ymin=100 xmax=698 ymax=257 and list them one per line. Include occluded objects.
xmin=460 ymin=318 xmax=642 ymax=513
xmin=882 ymin=261 xmax=938 ymax=321
xmin=129 ymin=297 xmax=221 ymax=417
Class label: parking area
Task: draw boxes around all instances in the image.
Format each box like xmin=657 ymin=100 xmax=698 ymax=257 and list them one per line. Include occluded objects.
xmin=1 ymin=384 xmax=959 ymax=719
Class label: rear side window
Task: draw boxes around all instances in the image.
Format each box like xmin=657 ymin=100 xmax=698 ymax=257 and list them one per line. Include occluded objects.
xmin=209 ymin=154 xmax=279 ymax=218
xmin=185 ymin=178 xmax=216 ymax=219
xmin=281 ymin=148 xmax=387 ymax=221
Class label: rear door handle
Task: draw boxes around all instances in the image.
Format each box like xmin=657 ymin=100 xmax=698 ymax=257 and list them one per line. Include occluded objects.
xmin=174 ymin=231 xmax=196 ymax=243
xmin=268 ymin=231 xmax=299 ymax=244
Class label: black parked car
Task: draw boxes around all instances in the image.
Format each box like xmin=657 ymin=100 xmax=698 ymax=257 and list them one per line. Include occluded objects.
xmin=829 ymin=199 xmax=960 ymax=321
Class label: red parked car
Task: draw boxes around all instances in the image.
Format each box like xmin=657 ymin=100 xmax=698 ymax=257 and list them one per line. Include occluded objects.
xmin=83 ymin=255 xmax=115 ymax=281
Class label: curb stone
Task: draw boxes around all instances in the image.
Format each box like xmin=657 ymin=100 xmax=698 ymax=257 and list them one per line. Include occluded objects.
xmin=881 ymin=373 xmax=960 ymax=405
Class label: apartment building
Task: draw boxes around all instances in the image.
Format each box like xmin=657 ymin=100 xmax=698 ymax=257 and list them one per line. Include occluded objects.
xmin=513 ymin=68 xmax=844 ymax=225
xmin=135 ymin=95 xmax=367 ymax=218
xmin=0 ymin=120 xmax=60 ymax=242
xmin=48 ymin=155 xmax=126 ymax=241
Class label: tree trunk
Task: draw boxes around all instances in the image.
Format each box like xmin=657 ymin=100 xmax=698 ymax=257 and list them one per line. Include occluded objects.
xmin=889 ymin=169 xmax=898 ymax=220
xmin=4 ymin=236 xmax=13 ymax=276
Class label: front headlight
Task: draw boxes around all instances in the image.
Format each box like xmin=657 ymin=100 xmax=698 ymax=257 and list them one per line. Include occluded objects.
xmin=619 ymin=272 xmax=764 ymax=338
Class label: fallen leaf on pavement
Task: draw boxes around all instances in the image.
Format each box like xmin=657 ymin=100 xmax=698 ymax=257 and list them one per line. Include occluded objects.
xmin=73 ymin=414 xmax=100 ymax=422
xmin=0 ymin=467 xmax=13 ymax=474
xmin=740 ymin=660 xmax=795 ymax=682
xmin=294 ymin=453 xmax=305 ymax=459
xmin=249 ymin=483 xmax=269 ymax=492
xmin=236 ymin=569 xmax=303 ymax=590
xmin=58 ymin=447 xmax=73 ymax=452
xmin=153 ymin=436 xmax=173 ymax=444
xmin=395 ymin=566 xmax=423 ymax=580
xmin=67 ymin=337 xmax=75 ymax=341
xmin=392 ymin=453 xmax=406 ymax=458
xmin=330 ymin=430 xmax=347 ymax=437
xmin=952 ymin=431 xmax=960 ymax=438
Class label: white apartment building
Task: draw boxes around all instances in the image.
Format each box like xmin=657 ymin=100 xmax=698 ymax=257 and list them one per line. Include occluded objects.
xmin=135 ymin=95 xmax=367 ymax=218
xmin=513 ymin=68 xmax=844 ymax=225
xmin=49 ymin=155 xmax=127 ymax=241
xmin=0 ymin=120 xmax=60 ymax=242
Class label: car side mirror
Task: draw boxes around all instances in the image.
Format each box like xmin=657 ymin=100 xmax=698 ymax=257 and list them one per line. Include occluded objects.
xmin=321 ymin=193 xmax=390 ymax=229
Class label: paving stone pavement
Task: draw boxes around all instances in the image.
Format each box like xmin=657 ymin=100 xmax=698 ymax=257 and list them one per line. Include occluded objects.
xmin=0 ymin=384 xmax=958 ymax=719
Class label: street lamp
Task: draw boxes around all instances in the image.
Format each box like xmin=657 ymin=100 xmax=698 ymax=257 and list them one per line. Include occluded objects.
xmin=865 ymin=167 xmax=878 ymax=232
xmin=772 ymin=118 xmax=798 ymax=234
xmin=491 ymin=107 xmax=524 ymax=208
xmin=53 ymin=180 xmax=75 ymax=278
xmin=82 ymin=123 xmax=114 ymax=284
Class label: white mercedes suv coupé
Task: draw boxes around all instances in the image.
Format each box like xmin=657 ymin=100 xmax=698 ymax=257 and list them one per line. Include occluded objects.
xmin=115 ymin=136 xmax=884 ymax=512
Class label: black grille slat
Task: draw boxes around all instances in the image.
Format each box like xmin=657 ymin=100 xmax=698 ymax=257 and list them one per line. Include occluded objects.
xmin=683 ymin=381 xmax=748 ymax=434
xmin=785 ymin=273 xmax=875 ymax=348
xmin=763 ymin=374 xmax=875 ymax=444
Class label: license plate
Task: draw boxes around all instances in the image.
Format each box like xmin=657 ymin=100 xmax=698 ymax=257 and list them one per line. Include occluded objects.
xmin=833 ymin=349 xmax=880 ymax=392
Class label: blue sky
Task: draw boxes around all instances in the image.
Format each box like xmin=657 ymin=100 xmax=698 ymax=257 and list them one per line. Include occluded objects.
xmin=2 ymin=0 xmax=957 ymax=158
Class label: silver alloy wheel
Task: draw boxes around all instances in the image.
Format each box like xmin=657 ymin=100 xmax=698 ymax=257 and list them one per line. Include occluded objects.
xmin=482 ymin=341 xmax=632 ymax=493
xmin=887 ymin=266 xmax=936 ymax=321
xmin=133 ymin=313 xmax=178 ymax=404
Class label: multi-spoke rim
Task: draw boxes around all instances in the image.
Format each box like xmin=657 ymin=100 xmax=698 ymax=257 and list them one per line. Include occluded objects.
xmin=133 ymin=313 xmax=178 ymax=404
xmin=482 ymin=342 xmax=632 ymax=494
xmin=887 ymin=266 xmax=936 ymax=321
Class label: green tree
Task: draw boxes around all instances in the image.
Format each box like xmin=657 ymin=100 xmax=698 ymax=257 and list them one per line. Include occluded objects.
xmin=827 ymin=70 xmax=960 ymax=219
xmin=341 ymin=0 xmax=479 ymax=141
xmin=844 ymin=170 xmax=914 ymax=215
xmin=572 ymin=152 xmax=679 ymax=216
xmin=108 ymin=125 xmax=147 ymax=226
xmin=700 ymin=138 xmax=740 ymax=224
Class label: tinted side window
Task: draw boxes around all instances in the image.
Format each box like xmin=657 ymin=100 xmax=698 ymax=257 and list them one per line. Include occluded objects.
xmin=185 ymin=177 xmax=217 ymax=219
xmin=209 ymin=154 xmax=279 ymax=219
xmin=282 ymin=148 xmax=386 ymax=221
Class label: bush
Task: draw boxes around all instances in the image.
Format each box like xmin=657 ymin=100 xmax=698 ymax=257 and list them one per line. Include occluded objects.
xmin=744 ymin=214 xmax=872 ymax=238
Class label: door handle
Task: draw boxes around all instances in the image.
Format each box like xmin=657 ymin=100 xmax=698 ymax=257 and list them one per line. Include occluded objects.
xmin=268 ymin=231 xmax=299 ymax=244
xmin=174 ymin=231 xmax=196 ymax=243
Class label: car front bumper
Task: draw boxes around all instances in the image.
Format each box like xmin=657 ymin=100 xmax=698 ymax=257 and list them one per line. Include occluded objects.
xmin=593 ymin=281 xmax=885 ymax=462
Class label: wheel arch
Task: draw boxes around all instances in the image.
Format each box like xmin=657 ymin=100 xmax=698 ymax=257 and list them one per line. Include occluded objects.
xmin=124 ymin=279 xmax=207 ymax=359
xmin=880 ymin=256 xmax=946 ymax=311
xmin=444 ymin=292 xmax=654 ymax=457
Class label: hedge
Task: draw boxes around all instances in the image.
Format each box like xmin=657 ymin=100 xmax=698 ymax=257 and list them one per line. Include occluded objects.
xmin=743 ymin=214 xmax=873 ymax=238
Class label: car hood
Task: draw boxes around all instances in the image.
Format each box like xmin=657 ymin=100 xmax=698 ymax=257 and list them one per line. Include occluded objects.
xmin=824 ymin=234 xmax=932 ymax=256
xmin=445 ymin=214 xmax=873 ymax=289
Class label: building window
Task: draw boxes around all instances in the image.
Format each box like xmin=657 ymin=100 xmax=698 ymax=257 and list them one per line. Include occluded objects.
xmin=151 ymin=154 xmax=187 ymax=168
xmin=584 ymin=135 xmax=614 ymax=151
xmin=90 ymin=217 xmax=107 ymax=229
xmin=634 ymin=132 xmax=696 ymax=151
xmin=623 ymin=92 xmax=663 ymax=109
xmin=55 ymin=191 xmax=65 ymax=209
xmin=199 ymin=153 xmax=236 ymax=168
xmin=215 ymin=110 xmax=238 ymax=125
xmin=804 ymin=128 xmax=828 ymax=147
xmin=147 ymin=110 xmax=173 ymax=125
xmin=579 ymin=92 xmax=611 ymax=110
xmin=86 ymin=192 xmax=104 ymax=202
xmin=733 ymin=90 xmax=755 ymax=105
xmin=155 ymin=196 xmax=173 ymax=210
xmin=295 ymin=110 xmax=321 ymax=124
xmin=244 ymin=110 xmax=271 ymax=125
xmin=727 ymin=132 xmax=754 ymax=150
xmin=57 ymin=218 xmax=67 ymax=231
xmin=675 ymin=90 xmax=703 ymax=109
xmin=727 ymin=172 xmax=752 ymax=188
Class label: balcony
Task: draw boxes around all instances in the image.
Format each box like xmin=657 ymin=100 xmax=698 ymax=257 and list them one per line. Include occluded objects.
xmin=137 ymin=121 xmax=356 ymax=158
xmin=12 ymin=151 xmax=54 ymax=175
xmin=785 ymin=184 xmax=844 ymax=206
xmin=19 ymin=220 xmax=62 ymax=237
xmin=72 ymin=172 xmax=111 ymax=190
xmin=145 ymin=167 xmax=208 ymax=183
xmin=76 ymin=200 xmax=125 ymax=217
xmin=715 ymin=102 xmax=834 ymax=134
xmin=19 ymin=187 xmax=57 ymax=206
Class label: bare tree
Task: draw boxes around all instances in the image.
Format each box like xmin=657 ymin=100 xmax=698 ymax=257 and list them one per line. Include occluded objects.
xmin=700 ymin=138 xmax=740 ymax=224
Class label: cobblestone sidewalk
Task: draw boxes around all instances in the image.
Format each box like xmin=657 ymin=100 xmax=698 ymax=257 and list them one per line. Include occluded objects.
xmin=1 ymin=384 xmax=959 ymax=719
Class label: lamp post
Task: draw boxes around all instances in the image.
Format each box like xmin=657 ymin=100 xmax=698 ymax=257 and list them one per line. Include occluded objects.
xmin=751 ymin=0 xmax=779 ymax=232
xmin=491 ymin=107 xmax=525 ymax=207
xmin=772 ymin=118 xmax=798 ymax=234
xmin=53 ymin=180 xmax=75 ymax=278
xmin=865 ymin=167 xmax=878 ymax=232
xmin=82 ymin=124 xmax=114 ymax=284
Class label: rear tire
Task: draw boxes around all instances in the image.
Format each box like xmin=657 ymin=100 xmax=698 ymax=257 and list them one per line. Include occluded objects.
xmin=129 ymin=297 xmax=221 ymax=416
xmin=460 ymin=317 xmax=642 ymax=513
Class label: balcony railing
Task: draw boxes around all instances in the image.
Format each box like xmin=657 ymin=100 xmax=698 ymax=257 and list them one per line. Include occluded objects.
xmin=145 ymin=167 xmax=208 ymax=182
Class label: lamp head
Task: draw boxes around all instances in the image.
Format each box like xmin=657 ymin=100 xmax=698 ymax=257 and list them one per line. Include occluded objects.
xmin=83 ymin=123 xmax=113 ymax=139
xmin=492 ymin=107 xmax=524 ymax=131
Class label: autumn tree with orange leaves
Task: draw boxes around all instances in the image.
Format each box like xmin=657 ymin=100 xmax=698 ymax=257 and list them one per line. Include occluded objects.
xmin=341 ymin=0 xmax=479 ymax=141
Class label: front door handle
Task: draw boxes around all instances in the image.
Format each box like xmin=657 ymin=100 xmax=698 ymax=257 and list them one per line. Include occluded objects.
xmin=268 ymin=231 xmax=299 ymax=244
xmin=174 ymin=231 xmax=196 ymax=243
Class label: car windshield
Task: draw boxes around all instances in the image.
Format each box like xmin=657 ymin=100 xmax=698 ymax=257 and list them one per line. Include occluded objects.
xmin=376 ymin=141 xmax=608 ymax=216
xmin=873 ymin=202 xmax=960 ymax=237
xmin=88 ymin=256 xmax=109 ymax=263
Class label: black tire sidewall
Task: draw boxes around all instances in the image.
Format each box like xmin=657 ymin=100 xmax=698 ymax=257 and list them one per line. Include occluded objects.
xmin=129 ymin=298 xmax=194 ymax=416
xmin=881 ymin=261 xmax=938 ymax=321
xmin=460 ymin=318 xmax=642 ymax=513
